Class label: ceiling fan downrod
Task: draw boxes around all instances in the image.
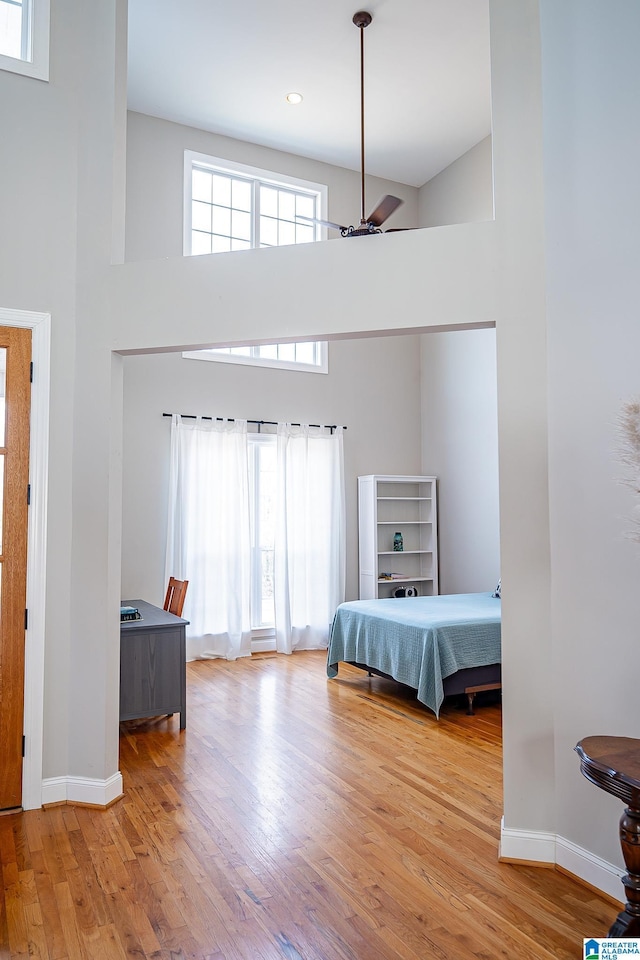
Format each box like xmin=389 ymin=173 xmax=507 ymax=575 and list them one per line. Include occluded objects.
xmin=353 ymin=11 xmax=372 ymax=225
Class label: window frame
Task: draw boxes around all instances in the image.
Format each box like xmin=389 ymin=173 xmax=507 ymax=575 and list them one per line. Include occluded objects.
xmin=182 ymin=342 xmax=328 ymax=375
xmin=183 ymin=150 xmax=328 ymax=255
xmin=0 ymin=0 xmax=50 ymax=81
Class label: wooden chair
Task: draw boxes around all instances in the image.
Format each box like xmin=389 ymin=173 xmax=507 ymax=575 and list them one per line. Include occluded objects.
xmin=163 ymin=577 xmax=188 ymax=617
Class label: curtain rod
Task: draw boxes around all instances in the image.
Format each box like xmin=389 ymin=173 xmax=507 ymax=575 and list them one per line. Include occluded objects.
xmin=163 ymin=413 xmax=346 ymax=433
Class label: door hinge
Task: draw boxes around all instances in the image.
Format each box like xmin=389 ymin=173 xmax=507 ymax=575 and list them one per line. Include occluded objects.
xmin=22 ymin=736 xmax=25 ymax=758
xmin=24 ymin=609 xmax=28 ymax=630
xmin=29 ymin=361 xmax=33 ymax=383
xmin=27 ymin=483 xmax=30 ymax=506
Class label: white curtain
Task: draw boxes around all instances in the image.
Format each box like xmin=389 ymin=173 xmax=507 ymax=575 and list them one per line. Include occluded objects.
xmin=165 ymin=416 xmax=252 ymax=661
xmin=274 ymin=424 xmax=346 ymax=653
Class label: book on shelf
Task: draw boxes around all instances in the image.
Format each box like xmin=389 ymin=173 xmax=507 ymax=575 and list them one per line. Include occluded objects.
xmin=120 ymin=605 xmax=142 ymax=622
xmin=379 ymin=572 xmax=408 ymax=581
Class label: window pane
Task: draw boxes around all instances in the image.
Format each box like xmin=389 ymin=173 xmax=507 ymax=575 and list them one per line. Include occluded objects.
xmin=211 ymin=234 xmax=231 ymax=253
xmin=0 ymin=1 xmax=24 ymax=59
xmin=295 ymin=342 xmax=315 ymax=365
xmin=278 ymin=191 xmax=295 ymax=222
xmin=211 ymin=205 xmax=231 ymax=236
xmin=212 ymin=174 xmax=232 ymax=206
xmin=258 ymin=443 xmax=276 ymax=626
xmin=278 ymin=343 xmax=296 ymax=362
xmin=231 ymin=238 xmax=251 ymax=252
xmin=232 ymin=179 xmax=252 ymax=212
xmin=231 ymin=209 xmax=251 ymax=241
xmin=296 ymin=195 xmax=314 ymax=220
xmin=0 ymin=348 xmax=5 ymax=446
xmin=192 ymin=200 xmax=211 ymax=233
xmin=0 ymin=454 xmax=4 ymax=554
xmin=257 ymin=344 xmax=278 ymax=360
xmin=191 ymin=231 xmax=212 ymax=255
xmin=230 ymin=346 xmax=251 ymax=356
xmin=259 ymin=215 xmax=278 ymax=247
xmin=260 ymin=186 xmax=278 ymax=218
xmin=260 ymin=550 xmax=274 ymax=625
xmin=192 ymin=168 xmax=212 ymax=202
xmin=295 ymin=223 xmax=315 ymax=244
xmin=278 ymin=219 xmax=295 ymax=246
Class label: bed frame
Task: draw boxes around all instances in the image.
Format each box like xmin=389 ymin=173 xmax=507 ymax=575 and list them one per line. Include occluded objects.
xmin=348 ymin=661 xmax=501 ymax=715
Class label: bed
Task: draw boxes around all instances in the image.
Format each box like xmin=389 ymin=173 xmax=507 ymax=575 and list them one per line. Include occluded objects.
xmin=327 ymin=592 xmax=501 ymax=717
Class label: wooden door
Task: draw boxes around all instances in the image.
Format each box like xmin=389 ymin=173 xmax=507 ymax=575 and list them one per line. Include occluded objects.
xmin=0 ymin=327 xmax=31 ymax=811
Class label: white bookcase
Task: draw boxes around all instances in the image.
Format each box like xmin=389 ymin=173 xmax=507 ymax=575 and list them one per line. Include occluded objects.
xmin=358 ymin=475 xmax=439 ymax=600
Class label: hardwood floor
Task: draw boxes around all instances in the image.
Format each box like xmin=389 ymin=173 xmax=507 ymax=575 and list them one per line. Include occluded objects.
xmin=1 ymin=652 xmax=615 ymax=959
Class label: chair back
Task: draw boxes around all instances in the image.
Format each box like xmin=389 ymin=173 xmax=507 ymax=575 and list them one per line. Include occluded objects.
xmin=164 ymin=577 xmax=189 ymax=617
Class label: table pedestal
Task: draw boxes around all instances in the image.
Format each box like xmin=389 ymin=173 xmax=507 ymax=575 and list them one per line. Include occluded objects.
xmin=576 ymin=736 xmax=640 ymax=937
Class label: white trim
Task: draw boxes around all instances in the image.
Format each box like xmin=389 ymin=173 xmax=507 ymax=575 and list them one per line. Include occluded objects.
xmin=500 ymin=818 xmax=625 ymax=903
xmin=251 ymin=638 xmax=276 ymax=653
xmin=42 ymin=773 xmax=124 ymax=808
xmin=186 ymin=150 xmax=329 ymax=197
xmin=499 ymin=819 xmax=556 ymax=862
xmin=556 ymin=834 xmax=625 ymax=904
xmin=0 ymin=0 xmax=50 ymax=81
xmin=0 ymin=307 xmax=49 ymax=810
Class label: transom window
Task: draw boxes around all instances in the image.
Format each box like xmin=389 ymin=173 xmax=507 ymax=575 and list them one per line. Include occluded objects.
xmin=0 ymin=0 xmax=49 ymax=80
xmin=184 ymin=150 xmax=327 ymax=255
xmin=183 ymin=341 xmax=328 ymax=374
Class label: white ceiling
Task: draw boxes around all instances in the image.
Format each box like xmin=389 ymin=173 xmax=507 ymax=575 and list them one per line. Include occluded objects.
xmin=127 ymin=0 xmax=491 ymax=189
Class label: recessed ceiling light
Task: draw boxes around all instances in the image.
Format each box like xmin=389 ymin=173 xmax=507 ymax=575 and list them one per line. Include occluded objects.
xmin=286 ymin=92 xmax=303 ymax=105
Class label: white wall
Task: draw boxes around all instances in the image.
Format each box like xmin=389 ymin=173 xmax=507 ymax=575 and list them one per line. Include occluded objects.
xmin=121 ymin=338 xmax=423 ymax=608
xmin=541 ymin=0 xmax=640 ymax=877
xmin=125 ymin=111 xmax=419 ymax=262
xmin=0 ymin=0 xmax=128 ymax=792
xmin=420 ymin=328 xmax=500 ymax=594
xmin=419 ymin=136 xmax=494 ymax=227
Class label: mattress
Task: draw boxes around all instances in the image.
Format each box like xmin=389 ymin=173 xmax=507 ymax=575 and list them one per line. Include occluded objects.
xmin=327 ymin=592 xmax=501 ymax=716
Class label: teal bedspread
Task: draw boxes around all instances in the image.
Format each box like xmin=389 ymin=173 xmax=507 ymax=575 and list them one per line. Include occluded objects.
xmin=327 ymin=592 xmax=501 ymax=717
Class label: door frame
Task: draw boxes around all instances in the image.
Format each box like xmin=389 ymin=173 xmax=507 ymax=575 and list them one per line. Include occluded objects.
xmin=0 ymin=307 xmax=50 ymax=810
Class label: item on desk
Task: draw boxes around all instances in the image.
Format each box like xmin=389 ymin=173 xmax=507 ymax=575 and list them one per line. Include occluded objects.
xmin=120 ymin=605 xmax=142 ymax=622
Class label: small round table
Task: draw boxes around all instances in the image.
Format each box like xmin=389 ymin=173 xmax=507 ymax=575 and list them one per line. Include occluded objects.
xmin=575 ymin=736 xmax=640 ymax=936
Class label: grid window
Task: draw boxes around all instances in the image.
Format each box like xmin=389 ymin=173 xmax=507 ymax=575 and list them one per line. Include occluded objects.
xmin=0 ymin=0 xmax=26 ymax=59
xmin=0 ymin=0 xmax=49 ymax=80
xmin=185 ymin=151 xmax=326 ymax=256
xmin=183 ymin=341 xmax=328 ymax=374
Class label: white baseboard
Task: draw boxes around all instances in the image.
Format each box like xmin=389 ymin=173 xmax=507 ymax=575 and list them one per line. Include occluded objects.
xmin=556 ymin=834 xmax=625 ymax=903
xmin=500 ymin=819 xmax=557 ymax=862
xmin=41 ymin=772 xmax=123 ymax=807
xmin=500 ymin=818 xmax=625 ymax=903
xmin=251 ymin=638 xmax=276 ymax=653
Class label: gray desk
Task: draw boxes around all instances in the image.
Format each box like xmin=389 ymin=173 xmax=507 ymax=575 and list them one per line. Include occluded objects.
xmin=120 ymin=599 xmax=189 ymax=729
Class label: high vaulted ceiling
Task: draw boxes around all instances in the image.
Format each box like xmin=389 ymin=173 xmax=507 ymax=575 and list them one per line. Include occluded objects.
xmin=127 ymin=0 xmax=491 ymax=189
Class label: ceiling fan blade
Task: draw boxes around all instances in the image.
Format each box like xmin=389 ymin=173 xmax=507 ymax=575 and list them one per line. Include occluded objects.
xmin=367 ymin=195 xmax=403 ymax=227
xmin=385 ymin=227 xmax=420 ymax=233
xmin=296 ymin=214 xmax=348 ymax=232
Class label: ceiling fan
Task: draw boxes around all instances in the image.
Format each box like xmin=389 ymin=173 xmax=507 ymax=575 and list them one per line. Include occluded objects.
xmin=297 ymin=11 xmax=405 ymax=238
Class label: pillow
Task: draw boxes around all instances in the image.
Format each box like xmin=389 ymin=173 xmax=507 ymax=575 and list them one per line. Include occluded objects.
xmin=492 ymin=578 xmax=501 ymax=599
